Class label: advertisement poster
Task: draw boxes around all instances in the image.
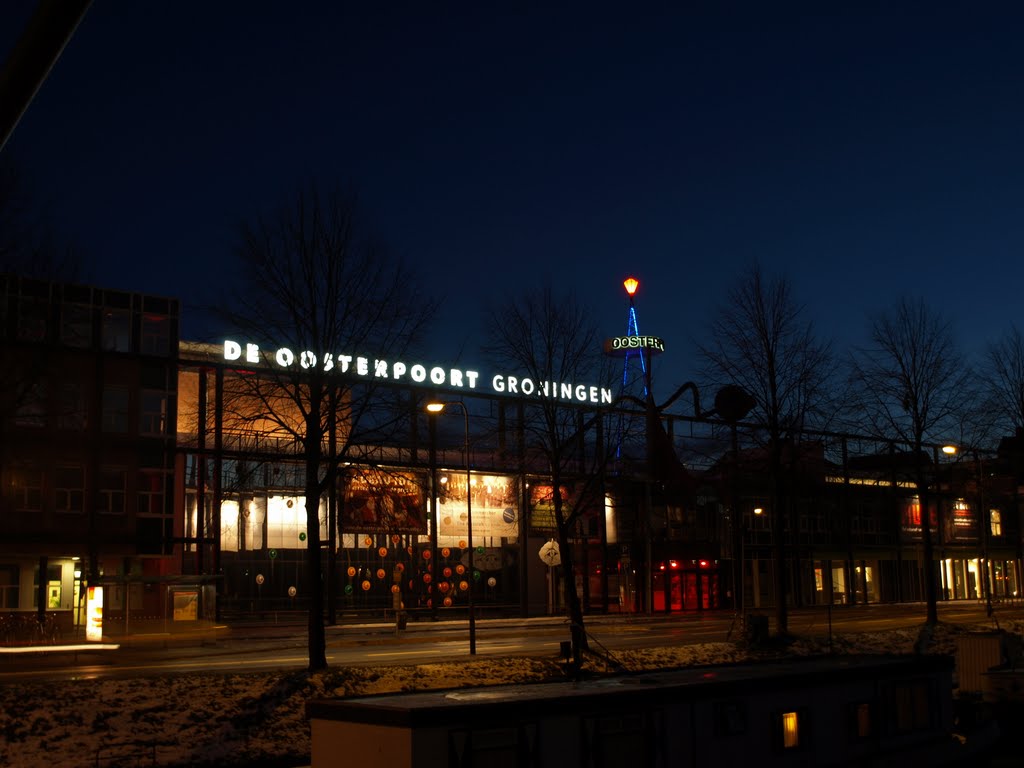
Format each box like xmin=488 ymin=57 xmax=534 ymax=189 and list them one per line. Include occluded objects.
xmin=86 ymin=585 xmax=103 ymax=642
xmin=173 ymin=590 xmax=199 ymax=621
xmin=436 ymin=472 xmax=517 ymax=538
xmin=342 ymin=469 xmax=427 ymax=534
xmin=529 ymin=484 xmax=570 ymax=535
xmin=900 ymin=497 xmax=938 ymax=539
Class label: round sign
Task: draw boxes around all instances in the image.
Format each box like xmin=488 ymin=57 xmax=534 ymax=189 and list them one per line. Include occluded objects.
xmin=423 ymin=573 xmax=432 ymax=584
xmin=298 ymin=532 xmax=306 ymax=542
xmin=502 ymin=507 xmax=515 ymax=524
xmin=443 ymin=597 xmax=452 ymax=607
xmin=361 ymin=580 xmax=371 ymax=591
xmin=458 ymin=540 xmax=467 ymax=549
xmin=364 ymin=536 xmax=373 ymax=547
xmin=390 ymin=585 xmax=400 ymax=594
xmin=487 ymin=577 xmax=497 ymax=588
xmin=376 ymin=568 xmax=386 ymax=580
xmin=255 ymin=574 xmax=265 ymax=585
xmin=475 ymin=545 xmax=485 ymax=555
xmin=459 ymin=580 xmax=469 ymax=591
xmin=395 ymin=563 xmax=405 ymax=573
xmin=439 ymin=581 xmax=450 ymax=593
xmin=269 ymin=549 xmax=278 ymax=559
xmin=441 ymin=547 xmax=451 ymax=558
xmin=455 ymin=564 xmax=465 ymax=575
xmin=347 ymin=566 xmax=356 ymax=577
xmin=344 ymin=584 xmax=353 ymax=595
xmin=539 ymin=540 xmax=561 ymax=566
xmin=422 ymin=549 xmax=432 ymax=560
xmin=378 ymin=547 xmax=388 ymax=558
xmin=392 ymin=534 xmax=401 ymax=544
xmin=287 ymin=586 xmax=297 ymax=597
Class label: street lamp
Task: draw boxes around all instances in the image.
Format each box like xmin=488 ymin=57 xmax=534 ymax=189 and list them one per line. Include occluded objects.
xmin=426 ymin=401 xmax=476 ymax=655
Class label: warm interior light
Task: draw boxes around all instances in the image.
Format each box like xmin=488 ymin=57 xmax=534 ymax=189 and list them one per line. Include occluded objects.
xmin=623 ymin=277 xmax=639 ymax=296
xmin=782 ymin=711 xmax=799 ymax=748
xmin=754 ymin=507 xmax=764 ymax=515
xmin=426 ymin=403 xmax=445 ymax=413
xmin=942 ymin=445 xmax=958 ymax=455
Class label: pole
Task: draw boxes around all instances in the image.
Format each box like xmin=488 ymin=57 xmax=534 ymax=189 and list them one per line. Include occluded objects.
xmin=462 ymin=404 xmax=477 ymax=655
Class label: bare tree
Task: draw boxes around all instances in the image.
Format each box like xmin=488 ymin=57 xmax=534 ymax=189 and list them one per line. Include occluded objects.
xmin=847 ymin=297 xmax=975 ymax=625
xmin=484 ymin=286 xmax=615 ymax=669
xmin=214 ymin=185 xmax=437 ymax=671
xmin=698 ymin=264 xmax=832 ymax=637
xmin=983 ymin=324 xmax=1024 ymax=434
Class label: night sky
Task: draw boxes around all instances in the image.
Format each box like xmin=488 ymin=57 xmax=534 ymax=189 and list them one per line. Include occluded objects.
xmin=4 ymin=3 xmax=1024 ymax=402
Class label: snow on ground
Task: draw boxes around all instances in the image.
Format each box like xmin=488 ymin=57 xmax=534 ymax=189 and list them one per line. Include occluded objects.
xmin=0 ymin=621 xmax=1008 ymax=768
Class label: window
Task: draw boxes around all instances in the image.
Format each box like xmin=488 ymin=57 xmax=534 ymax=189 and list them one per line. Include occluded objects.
xmin=138 ymin=470 xmax=169 ymax=516
xmin=97 ymin=467 xmax=127 ymax=514
xmin=774 ymin=708 xmax=807 ymax=751
xmin=0 ymin=565 xmax=20 ymax=609
xmin=714 ymin=701 xmax=747 ymax=737
xmin=102 ymin=387 xmax=130 ymax=432
xmin=17 ymin=297 xmax=48 ymax=341
xmin=140 ymin=391 xmax=168 ymax=435
xmin=101 ymin=308 xmax=131 ymax=351
xmin=13 ymin=381 xmax=46 ymax=427
xmin=782 ymin=711 xmax=800 ymax=748
xmin=60 ymin=303 xmax=93 ymax=347
xmin=849 ymin=701 xmax=873 ymax=741
xmin=58 ymin=381 xmax=87 ymax=430
xmin=55 ymin=466 xmax=85 ymax=513
xmin=990 ymin=509 xmax=1002 ymax=538
xmin=7 ymin=466 xmax=42 ymax=512
xmin=141 ymin=314 xmax=170 ymax=355
xmin=891 ymin=681 xmax=931 ymax=733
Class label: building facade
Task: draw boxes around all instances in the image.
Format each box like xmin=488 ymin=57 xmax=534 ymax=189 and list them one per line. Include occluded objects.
xmin=0 ymin=275 xmax=179 ymax=633
xmin=2 ymin=277 xmax=1021 ymax=637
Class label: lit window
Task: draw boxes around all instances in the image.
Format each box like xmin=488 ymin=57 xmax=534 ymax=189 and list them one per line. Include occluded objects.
xmin=782 ymin=711 xmax=800 ymax=749
xmin=990 ymin=509 xmax=1002 ymax=538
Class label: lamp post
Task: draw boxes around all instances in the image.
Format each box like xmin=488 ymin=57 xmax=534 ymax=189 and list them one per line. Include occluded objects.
xmin=426 ymin=401 xmax=476 ymax=655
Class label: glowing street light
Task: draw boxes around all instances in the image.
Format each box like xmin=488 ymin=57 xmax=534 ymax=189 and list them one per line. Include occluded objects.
xmin=425 ymin=401 xmax=476 ymax=654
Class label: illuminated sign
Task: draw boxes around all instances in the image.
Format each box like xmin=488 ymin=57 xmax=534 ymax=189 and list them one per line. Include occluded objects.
xmin=223 ymin=340 xmax=613 ymax=405
xmin=603 ymin=335 xmax=665 ymax=354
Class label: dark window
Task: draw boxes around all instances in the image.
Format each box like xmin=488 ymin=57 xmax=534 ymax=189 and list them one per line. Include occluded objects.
xmin=101 ymin=308 xmax=131 ymax=351
xmin=102 ymin=387 xmax=130 ymax=432
xmin=59 ymin=381 xmax=88 ymax=430
xmin=6 ymin=466 xmax=42 ymax=512
xmin=141 ymin=314 xmax=170 ymax=355
xmin=97 ymin=467 xmax=126 ymax=514
xmin=17 ymin=297 xmax=48 ymax=342
xmin=13 ymin=381 xmax=46 ymax=427
xmin=60 ymin=303 xmax=93 ymax=347
xmin=891 ymin=680 xmax=931 ymax=733
xmin=848 ymin=701 xmax=873 ymax=742
xmin=714 ymin=701 xmax=747 ymax=737
xmin=55 ymin=466 xmax=85 ymax=513
xmin=0 ymin=565 xmax=20 ymax=609
xmin=140 ymin=391 xmax=167 ymax=435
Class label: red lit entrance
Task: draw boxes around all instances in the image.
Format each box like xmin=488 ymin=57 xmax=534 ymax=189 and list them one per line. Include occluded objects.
xmin=652 ymin=561 xmax=720 ymax=612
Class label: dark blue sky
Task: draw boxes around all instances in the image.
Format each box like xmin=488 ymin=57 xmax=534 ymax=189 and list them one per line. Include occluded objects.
xmin=4 ymin=3 xmax=1024 ymax=402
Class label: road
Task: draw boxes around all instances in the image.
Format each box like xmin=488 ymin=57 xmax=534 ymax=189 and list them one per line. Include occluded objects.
xmin=1 ymin=601 xmax=1016 ymax=683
